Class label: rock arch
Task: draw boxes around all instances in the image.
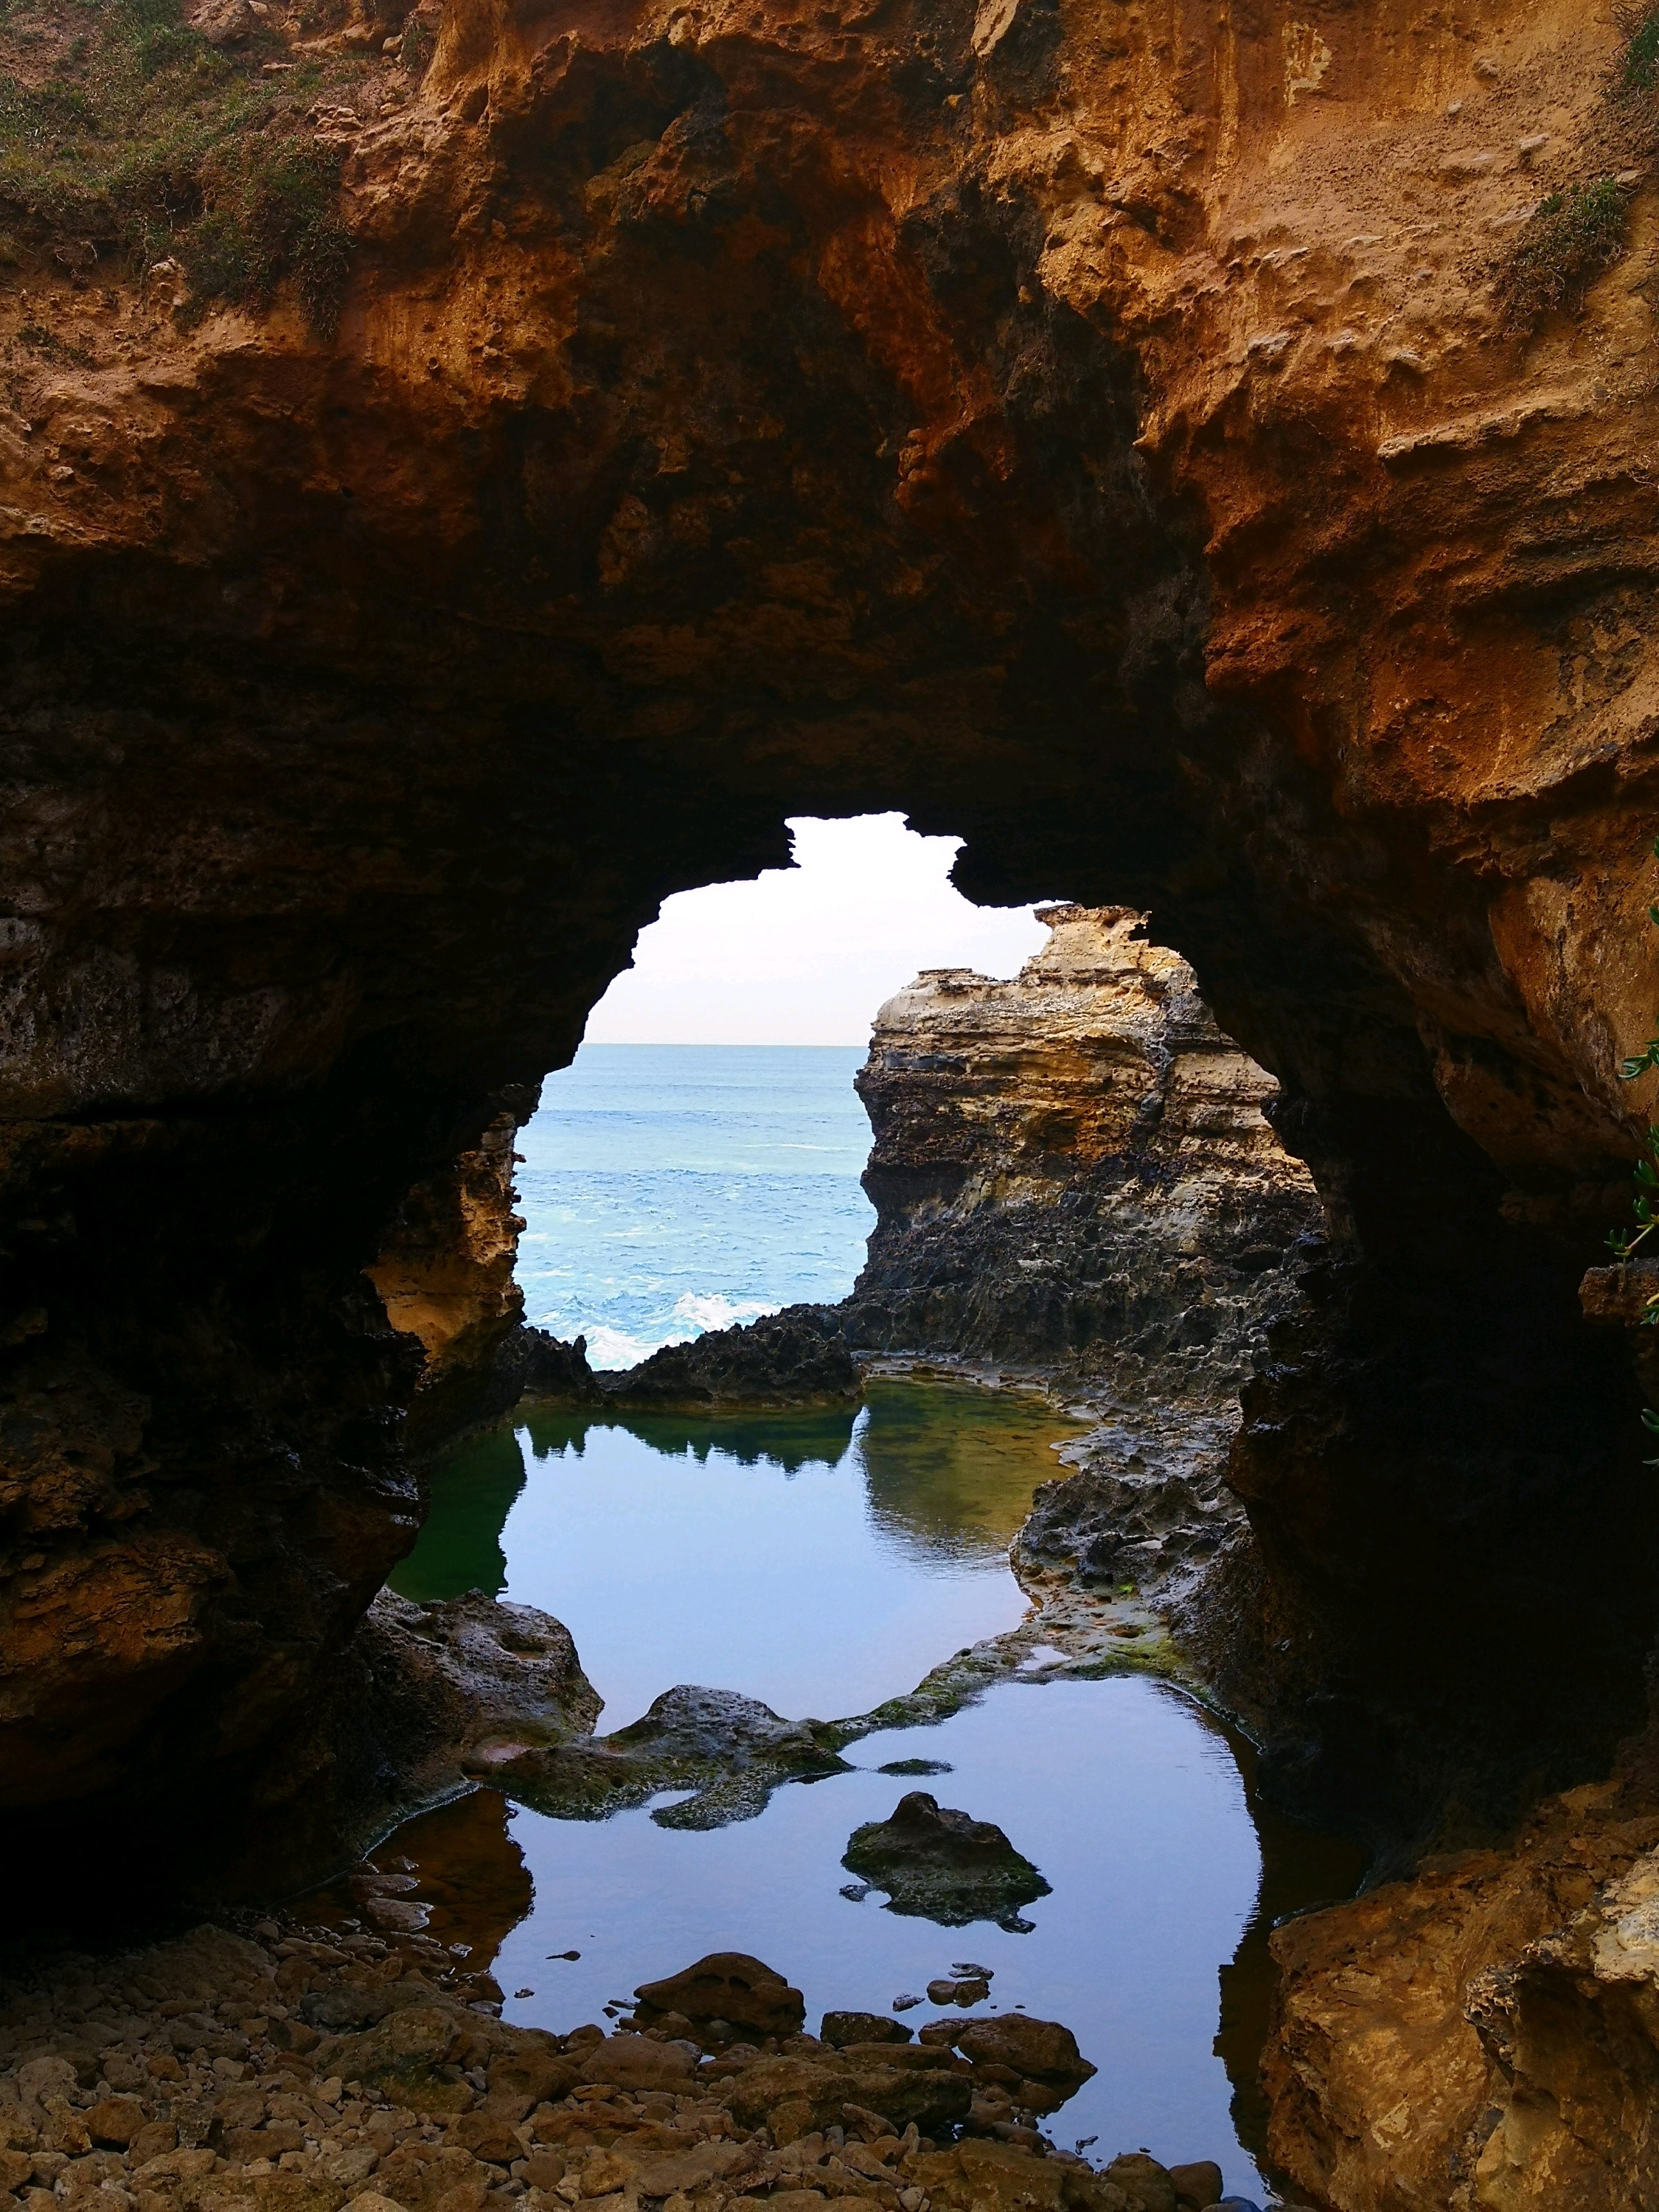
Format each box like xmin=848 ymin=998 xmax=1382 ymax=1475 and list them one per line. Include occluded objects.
xmin=1 ymin=0 xmax=1655 ymax=1881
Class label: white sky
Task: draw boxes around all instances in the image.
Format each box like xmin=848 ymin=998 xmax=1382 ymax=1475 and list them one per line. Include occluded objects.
xmin=583 ymin=813 xmax=1055 ymax=1046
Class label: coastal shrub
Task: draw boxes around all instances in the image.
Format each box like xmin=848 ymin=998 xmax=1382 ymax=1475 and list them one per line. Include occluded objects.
xmin=1500 ymin=176 xmax=1632 ymax=329
xmin=0 ymin=0 xmax=366 ymax=327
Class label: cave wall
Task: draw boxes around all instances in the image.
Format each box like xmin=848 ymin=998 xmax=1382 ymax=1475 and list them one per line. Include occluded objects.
xmin=1 ymin=0 xmax=1658 ymax=1873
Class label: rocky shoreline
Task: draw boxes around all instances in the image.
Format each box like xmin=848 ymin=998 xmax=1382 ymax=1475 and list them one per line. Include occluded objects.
xmin=0 ymin=1924 xmax=1248 ymax=2212
xmin=502 ymin=908 xmax=1323 ymax=1646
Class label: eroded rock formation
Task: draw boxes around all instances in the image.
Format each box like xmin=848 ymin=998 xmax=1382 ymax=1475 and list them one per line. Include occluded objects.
xmin=845 ymin=902 xmax=1321 ymax=1372
xmin=1265 ymin=1717 xmax=1659 ymax=2211
xmin=4 ymin=8 xmax=1659 ymax=2183
xmin=366 ymin=1103 xmax=533 ymax=1450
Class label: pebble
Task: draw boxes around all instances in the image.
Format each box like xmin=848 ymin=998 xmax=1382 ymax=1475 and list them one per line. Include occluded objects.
xmin=0 ymin=1918 xmax=1222 ymax=2212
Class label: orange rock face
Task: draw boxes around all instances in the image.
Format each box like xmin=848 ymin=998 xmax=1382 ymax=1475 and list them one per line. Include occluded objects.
xmin=4 ymin=7 xmax=1659 ymax=2175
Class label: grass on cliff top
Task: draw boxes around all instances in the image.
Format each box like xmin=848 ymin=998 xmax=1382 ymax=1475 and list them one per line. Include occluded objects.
xmin=1624 ymin=1 xmax=1659 ymax=91
xmin=0 ymin=0 xmax=368 ymax=327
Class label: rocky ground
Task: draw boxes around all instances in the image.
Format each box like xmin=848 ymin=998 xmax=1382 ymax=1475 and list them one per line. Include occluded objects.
xmin=0 ymin=1930 xmax=1242 ymax=2212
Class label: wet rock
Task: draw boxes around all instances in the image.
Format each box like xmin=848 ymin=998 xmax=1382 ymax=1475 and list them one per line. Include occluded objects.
xmin=1166 ymin=2162 xmax=1223 ymax=2211
xmin=954 ymin=2015 xmax=1096 ymax=2093
xmin=493 ymin=1685 xmax=851 ymax=1829
xmin=603 ymin=1308 xmax=863 ymax=1408
xmin=844 ymin=1793 xmax=1051 ymax=1930
xmin=927 ymin=1975 xmax=989 ymax=2006
xmin=635 ymin=1952 xmax=806 ymax=2037
xmin=822 ymin=2011 xmax=914 ymax=2048
xmin=212 ymin=1587 xmax=604 ymax=1896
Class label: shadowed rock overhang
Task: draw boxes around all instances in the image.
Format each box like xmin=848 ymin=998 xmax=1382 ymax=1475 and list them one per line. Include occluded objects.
xmin=1 ymin=0 xmax=1658 ymax=1924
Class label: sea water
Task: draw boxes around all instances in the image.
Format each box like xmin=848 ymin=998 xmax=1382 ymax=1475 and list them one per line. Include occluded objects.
xmin=515 ymin=1044 xmax=874 ymax=1368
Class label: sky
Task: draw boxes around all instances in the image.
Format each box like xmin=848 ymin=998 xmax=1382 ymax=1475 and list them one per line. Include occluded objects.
xmin=582 ymin=814 xmax=1057 ymax=1046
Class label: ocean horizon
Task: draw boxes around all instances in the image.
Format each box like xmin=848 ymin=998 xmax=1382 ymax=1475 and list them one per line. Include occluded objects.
xmin=515 ymin=1042 xmax=877 ymax=1368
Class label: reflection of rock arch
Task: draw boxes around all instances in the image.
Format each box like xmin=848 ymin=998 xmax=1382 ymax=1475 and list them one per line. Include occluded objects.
xmin=2 ymin=1 xmax=1655 ymax=1950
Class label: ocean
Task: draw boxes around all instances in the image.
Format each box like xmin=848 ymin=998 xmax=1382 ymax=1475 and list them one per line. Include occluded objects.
xmin=515 ymin=1043 xmax=876 ymax=1369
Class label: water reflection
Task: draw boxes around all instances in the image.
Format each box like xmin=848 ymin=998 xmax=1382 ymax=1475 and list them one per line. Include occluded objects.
xmin=392 ymin=1382 xmax=1084 ymax=1730
xmin=309 ymin=1678 xmax=1362 ymax=2201
xmin=364 ymin=1382 xmax=1365 ymax=2199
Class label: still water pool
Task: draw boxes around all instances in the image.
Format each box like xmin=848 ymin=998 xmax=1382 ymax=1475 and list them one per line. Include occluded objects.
xmin=354 ymin=1382 xmax=1360 ymax=2202
xmin=389 ymin=1382 xmax=1082 ymax=1729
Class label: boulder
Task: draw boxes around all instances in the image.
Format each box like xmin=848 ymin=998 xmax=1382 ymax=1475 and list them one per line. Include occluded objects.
xmin=495 ymin=1686 xmax=850 ymax=1830
xmin=1166 ymin=2164 xmax=1223 ymax=2212
xmin=843 ymin=1792 xmax=1051 ymax=1930
xmin=955 ymin=2015 xmax=1096 ymax=2092
xmin=577 ymin=2035 xmax=700 ymax=2093
xmin=821 ymin=2011 xmax=914 ymax=2048
xmin=634 ymin=1952 xmax=806 ymax=2037
xmin=1102 ymin=2154 xmax=1177 ymax=2212
xmin=722 ymin=2051 xmax=972 ymax=2141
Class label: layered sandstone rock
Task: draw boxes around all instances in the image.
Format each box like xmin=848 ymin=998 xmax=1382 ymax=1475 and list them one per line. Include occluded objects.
xmin=844 ymin=902 xmax=1320 ymax=1375
xmin=1265 ymin=1738 xmax=1659 ymax=2211
xmin=366 ymin=1102 xmax=532 ymax=1450
xmin=827 ymin=902 xmax=1321 ymax=1614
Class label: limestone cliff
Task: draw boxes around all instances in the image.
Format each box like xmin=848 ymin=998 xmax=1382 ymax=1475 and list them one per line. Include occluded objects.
xmin=831 ymin=902 xmax=1322 ymax=1609
xmin=366 ymin=1099 xmax=531 ymax=1450
xmin=3 ymin=0 xmax=1659 ymax=2094
xmin=846 ymin=902 xmax=1320 ymax=1376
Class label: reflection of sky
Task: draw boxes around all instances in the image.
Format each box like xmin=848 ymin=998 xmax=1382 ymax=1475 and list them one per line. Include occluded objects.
xmin=371 ymin=1388 xmax=1368 ymax=2200
xmin=392 ymin=1384 xmax=1080 ymax=1731
xmin=364 ymin=1680 xmax=1276 ymax=2199
xmin=489 ymin=1412 xmax=1037 ymax=1732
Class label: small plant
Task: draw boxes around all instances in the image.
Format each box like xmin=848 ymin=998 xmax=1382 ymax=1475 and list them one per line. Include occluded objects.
xmin=1622 ymin=1 xmax=1659 ymax=92
xmin=184 ymin=137 xmax=351 ymax=328
xmin=0 ymin=0 xmax=366 ymax=330
xmin=1502 ymin=175 xmax=1632 ymax=329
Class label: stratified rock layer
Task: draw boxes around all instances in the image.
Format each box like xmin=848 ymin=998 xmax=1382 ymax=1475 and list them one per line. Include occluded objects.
xmin=845 ymin=902 xmax=1319 ymax=1374
xmin=1265 ymin=1731 xmax=1659 ymax=2212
